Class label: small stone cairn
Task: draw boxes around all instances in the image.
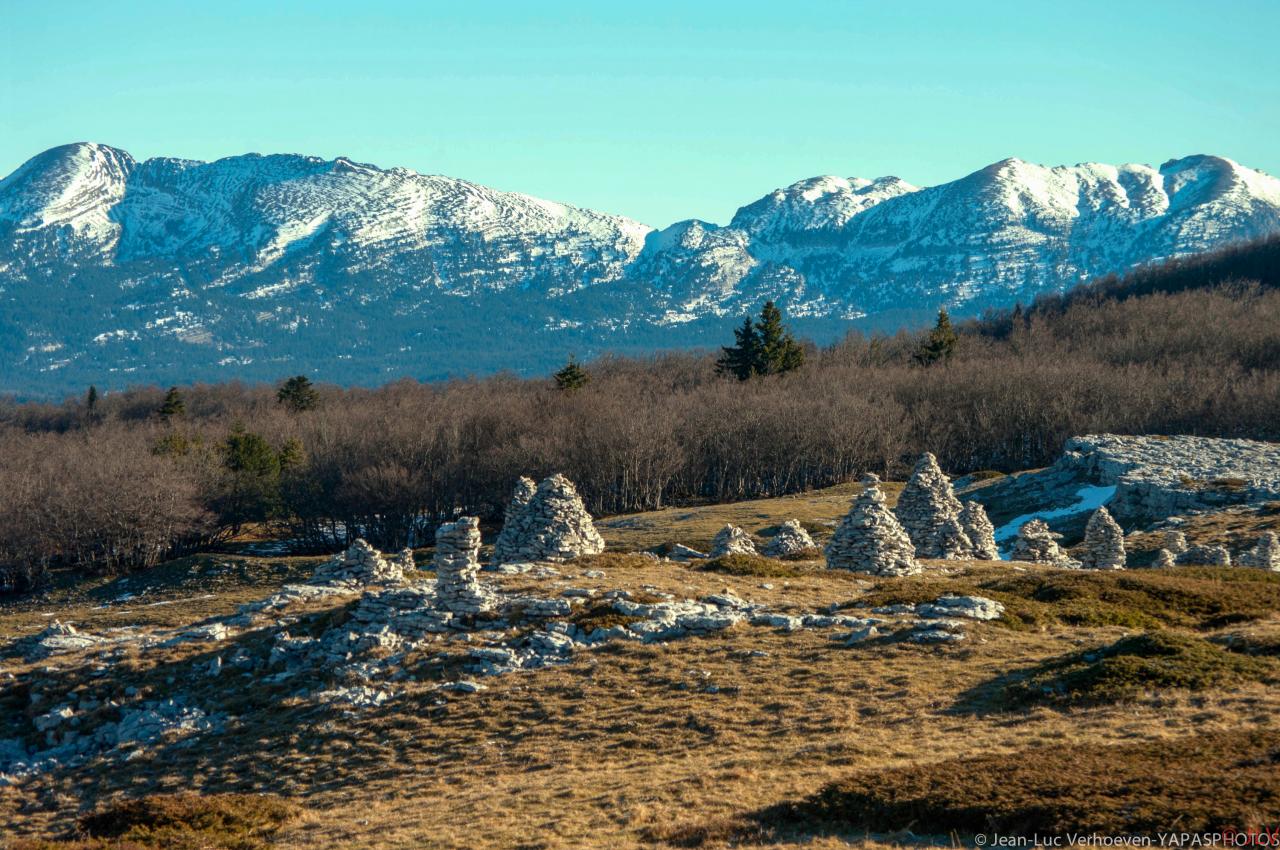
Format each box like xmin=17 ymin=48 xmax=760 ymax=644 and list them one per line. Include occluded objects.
xmin=489 ymin=477 xmax=537 ymax=568
xmin=311 ymin=539 xmax=405 ymax=586
xmin=1177 ymin=544 xmax=1232 ymax=567
xmin=709 ymin=524 xmax=758 ymax=557
xmin=490 ymin=474 xmax=606 ymax=564
xmin=1163 ymin=531 xmax=1189 ymax=555
xmin=1239 ymin=532 xmax=1280 ymax=571
xmin=895 ymin=453 xmax=973 ymax=559
xmin=825 ymin=475 xmax=920 ymax=576
xmin=763 ymin=519 xmax=816 ymax=557
xmin=433 ymin=517 xmax=493 ymax=613
xmin=960 ymin=501 xmax=998 ymax=560
xmin=1151 ymin=548 xmax=1177 ymax=568
xmin=1009 ymin=519 xmax=1078 ymax=567
xmin=1078 ymin=507 xmax=1126 ymax=570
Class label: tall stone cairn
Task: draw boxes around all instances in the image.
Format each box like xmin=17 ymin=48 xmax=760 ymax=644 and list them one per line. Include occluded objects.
xmin=1176 ymin=544 xmax=1231 ymax=567
xmin=895 ymin=453 xmax=973 ymax=559
xmin=1239 ymin=532 xmax=1280 ymax=571
xmin=1009 ymin=520 xmax=1078 ymax=567
xmin=1163 ymin=531 xmax=1189 ymax=555
xmin=709 ymin=524 xmax=758 ymax=557
xmin=489 ymin=476 xmax=538 ymax=567
xmin=311 ymin=539 xmax=405 ymax=586
xmin=960 ymin=501 xmax=998 ymax=560
xmin=433 ymin=517 xmax=492 ymax=613
xmin=1078 ymin=507 xmax=1126 ymax=570
xmin=763 ymin=519 xmax=816 ymax=557
xmin=825 ymin=475 xmax=920 ymax=576
xmin=491 ymin=474 xmax=605 ymax=563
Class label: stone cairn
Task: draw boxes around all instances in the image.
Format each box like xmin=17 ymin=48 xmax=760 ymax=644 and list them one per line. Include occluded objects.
xmin=825 ymin=475 xmax=920 ymax=576
xmin=895 ymin=453 xmax=973 ymax=559
xmin=1151 ymin=548 xmax=1177 ymax=568
xmin=1078 ymin=507 xmax=1126 ymax=570
xmin=763 ymin=519 xmax=816 ymax=557
xmin=1163 ymin=531 xmax=1189 ymax=556
xmin=489 ymin=477 xmax=537 ymax=568
xmin=1009 ymin=520 xmax=1078 ymax=567
xmin=1177 ymin=544 xmax=1232 ymax=567
xmin=312 ymin=539 xmax=405 ymax=586
xmin=709 ymin=524 xmax=758 ymax=557
xmin=490 ymin=474 xmax=606 ymax=564
xmin=960 ymin=501 xmax=998 ymax=560
xmin=1239 ymin=532 xmax=1280 ymax=571
xmin=433 ymin=517 xmax=493 ymax=613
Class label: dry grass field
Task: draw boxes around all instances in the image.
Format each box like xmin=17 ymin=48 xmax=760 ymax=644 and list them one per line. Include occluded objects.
xmin=3 ymin=486 xmax=1280 ymax=849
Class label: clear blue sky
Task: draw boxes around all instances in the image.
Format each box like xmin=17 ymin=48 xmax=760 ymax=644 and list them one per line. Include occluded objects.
xmin=3 ymin=0 xmax=1277 ymax=227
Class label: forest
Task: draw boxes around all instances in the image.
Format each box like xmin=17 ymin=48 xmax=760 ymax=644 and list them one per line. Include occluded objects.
xmin=2 ymin=236 xmax=1278 ymax=591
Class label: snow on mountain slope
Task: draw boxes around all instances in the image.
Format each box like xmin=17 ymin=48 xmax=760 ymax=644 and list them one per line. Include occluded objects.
xmin=1 ymin=143 xmax=1278 ymax=394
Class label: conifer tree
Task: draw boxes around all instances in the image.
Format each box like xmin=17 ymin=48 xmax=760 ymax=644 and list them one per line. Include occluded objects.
xmin=553 ymin=357 xmax=589 ymax=392
xmin=914 ymin=308 xmax=958 ymax=366
xmin=158 ymin=386 xmax=186 ymax=420
xmin=716 ymin=315 xmax=761 ymax=380
xmin=85 ymin=385 xmax=99 ymax=424
xmin=277 ymin=375 xmax=319 ymax=412
xmin=754 ymin=300 xmax=805 ymax=375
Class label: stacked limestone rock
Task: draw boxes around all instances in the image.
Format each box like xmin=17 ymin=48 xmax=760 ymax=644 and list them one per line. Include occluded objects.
xmin=489 ymin=477 xmax=537 ymax=568
xmin=1239 ymin=532 xmax=1280 ymax=571
xmin=1151 ymin=548 xmax=1177 ymax=568
xmin=764 ymin=519 xmax=816 ymax=557
xmin=960 ymin=501 xmax=998 ymax=560
xmin=311 ymin=539 xmax=405 ymax=586
xmin=825 ymin=475 xmax=920 ymax=576
xmin=489 ymin=474 xmax=606 ymax=564
xmin=1078 ymin=507 xmax=1126 ymax=570
xmin=1163 ymin=531 xmax=1189 ymax=556
xmin=433 ymin=517 xmax=493 ymax=614
xmin=1009 ymin=520 xmax=1078 ymax=567
xmin=709 ymin=524 xmax=758 ymax=557
xmin=895 ymin=453 xmax=973 ymax=559
xmin=1177 ymin=544 xmax=1231 ymax=567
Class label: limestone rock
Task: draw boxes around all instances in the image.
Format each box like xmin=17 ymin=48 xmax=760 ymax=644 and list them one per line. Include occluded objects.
xmin=1009 ymin=520 xmax=1079 ymax=567
xmin=1079 ymin=507 xmax=1126 ymax=570
xmin=311 ymin=539 xmax=405 ymax=587
xmin=917 ymin=594 xmax=1005 ymax=621
xmin=895 ymin=453 xmax=973 ymax=559
xmin=489 ymin=477 xmax=537 ymax=568
xmin=709 ymin=524 xmax=758 ymax=557
xmin=433 ymin=517 xmax=493 ymax=614
xmin=763 ymin=519 xmax=816 ymax=557
xmin=825 ymin=477 xmax=920 ymax=576
xmin=1163 ymin=531 xmax=1189 ymax=555
xmin=1177 ymin=544 xmax=1231 ymax=567
xmin=1151 ymin=548 xmax=1177 ymax=568
xmin=959 ymin=501 xmax=998 ymax=560
xmin=1239 ymin=532 xmax=1280 ymax=571
xmin=490 ymin=474 xmax=605 ymax=564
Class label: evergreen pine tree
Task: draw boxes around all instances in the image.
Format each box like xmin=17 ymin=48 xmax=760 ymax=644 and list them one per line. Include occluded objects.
xmin=914 ymin=308 xmax=958 ymax=366
xmin=277 ymin=375 xmax=319 ymax=412
xmin=754 ymin=300 xmax=805 ymax=375
xmin=214 ymin=424 xmax=284 ymax=532
xmin=158 ymin=386 xmax=186 ymax=420
xmin=85 ymin=385 xmax=99 ymax=424
xmin=553 ymin=357 xmax=590 ymax=392
xmin=716 ymin=315 xmax=761 ymax=380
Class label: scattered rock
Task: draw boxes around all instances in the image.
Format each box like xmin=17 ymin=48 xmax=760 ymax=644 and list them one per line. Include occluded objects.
xmin=917 ymin=594 xmax=1005 ymax=621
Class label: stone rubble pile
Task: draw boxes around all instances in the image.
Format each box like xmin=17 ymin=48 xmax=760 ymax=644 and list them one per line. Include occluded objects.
xmin=895 ymin=453 xmax=973 ymax=559
xmin=960 ymin=501 xmax=999 ymax=560
xmin=1239 ymin=532 xmax=1280 ymax=571
xmin=489 ymin=474 xmax=606 ymax=564
xmin=310 ymin=539 xmax=405 ymax=587
xmin=1151 ymin=548 xmax=1178 ymax=568
xmin=432 ymin=517 xmax=493 ymax=614
xmin=23 ymin=621 xmax=106 ymax=660
xmin=1009 ymin=519 xmax=1080 ymax=567
xmin=763 ymin=519 xmax=816 ymax=557
xmin=825 ymin=475 xmax=920 ymax=576
xmin=489 ymin=477 xmax=537 ymax=568
xmin=709 ymin=524 xmax=758 ymax=557
xmin=1176 ymin=543 xmax=1232 ymax=566
xmin=1078 ymin=507 xmax=1126 ymax=570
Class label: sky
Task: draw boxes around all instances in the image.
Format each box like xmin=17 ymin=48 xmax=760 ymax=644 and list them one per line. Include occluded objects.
xmin=3 ymin=0 xmax=1278 ymax=228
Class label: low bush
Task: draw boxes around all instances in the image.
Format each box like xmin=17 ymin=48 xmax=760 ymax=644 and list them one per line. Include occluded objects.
xmin=698 ymin=554 xmax=805 ymax=578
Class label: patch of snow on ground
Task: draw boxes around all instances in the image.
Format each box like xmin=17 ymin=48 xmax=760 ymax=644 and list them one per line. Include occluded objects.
xmin=993 ymin=484 xmax=1117 ymax=556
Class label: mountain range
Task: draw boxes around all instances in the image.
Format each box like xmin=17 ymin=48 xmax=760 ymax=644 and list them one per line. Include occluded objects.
xmin=2 ymin=142 xmax=1279 ymax=395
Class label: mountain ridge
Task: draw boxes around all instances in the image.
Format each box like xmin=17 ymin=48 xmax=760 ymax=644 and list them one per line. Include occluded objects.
xmin=2 ymin=143 xmax=1279 ymax=395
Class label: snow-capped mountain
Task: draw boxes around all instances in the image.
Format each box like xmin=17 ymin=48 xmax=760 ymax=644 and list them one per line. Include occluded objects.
xmin=2 ymin=143 xmax=1278 ymax=394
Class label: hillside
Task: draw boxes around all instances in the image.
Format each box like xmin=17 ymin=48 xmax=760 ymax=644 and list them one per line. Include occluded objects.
xmin=3 ymin=145 xmax=1279 ymax=394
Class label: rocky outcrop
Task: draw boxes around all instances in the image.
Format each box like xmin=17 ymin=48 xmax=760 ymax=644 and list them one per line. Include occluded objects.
xmin=1009 ymin=519 xmax=1078 ymax=567
xmin=709 ymin=524 xmax=758 ymax=557
xmin=825 ymin=476 xmax=920 ymax=576
xmin=1079 ymin=507 xmax=1126 ymax=570
xmin=433 ymin=518 xmax=493 ymax=614
xmin=1239 ymin=532 xmax=1280 ymax=571
xmin=489 ymin=474 xmax=605 ymax=564
xmin=960 ymin=501 xmax=998 ymax=560
xmin=489 ymin=477 xmax=537 ymax=568
xmin=895 ymin=453 xmax=972 ymax=559
xmin=763 ymin=520 xmax=816 ymax=557
xmin=311 ymin=539 xmax=405 ymax=587
xmin=1177 ymin=544 xmax=1232 ymax=567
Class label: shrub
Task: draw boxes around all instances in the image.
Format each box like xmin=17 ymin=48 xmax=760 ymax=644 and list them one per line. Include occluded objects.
xmin=699 ymin=553 xmax=804 ymax=577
